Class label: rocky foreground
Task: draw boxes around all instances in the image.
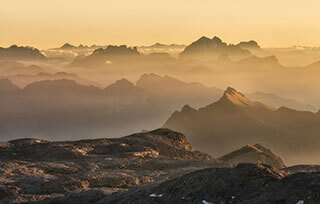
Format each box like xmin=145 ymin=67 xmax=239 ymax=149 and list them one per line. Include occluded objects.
xmin=103 ymin=163 xmax=320 ymax=204
xmin=0 ymin=129 xmax=227 ymax=203
xmin=0 ymin=129 xmax=320 ymax=204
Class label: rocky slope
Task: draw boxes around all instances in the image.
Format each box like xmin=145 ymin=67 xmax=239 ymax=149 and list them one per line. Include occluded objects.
xmin=0 ymin=129 xmax=227 ymax=203
xmin=218 ymin=143 xmax=286 ymax=168
xmin=102 ymin=163 xmax=320 ymax=204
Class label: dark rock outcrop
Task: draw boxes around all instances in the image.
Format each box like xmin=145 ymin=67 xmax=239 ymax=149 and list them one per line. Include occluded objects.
xmin=219 ymin=143 xmax=286 ymax=168
xmin=101 ymin=163 xmax=320 ymax=204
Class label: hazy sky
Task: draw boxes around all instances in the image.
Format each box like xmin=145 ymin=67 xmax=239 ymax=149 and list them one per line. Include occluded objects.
xmin=1 ymin=0 xmax=320 ymax=49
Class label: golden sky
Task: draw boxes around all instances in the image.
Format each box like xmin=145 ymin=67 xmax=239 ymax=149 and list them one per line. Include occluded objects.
xmin=1 ymin=0 xmax=320 ymax=49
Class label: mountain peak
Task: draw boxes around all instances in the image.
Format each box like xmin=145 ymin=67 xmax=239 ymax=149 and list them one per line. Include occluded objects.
xmin=180 ymin=36 xmax=251 ymax=60
xmin=219 ymin=143 xmax=286 ymax=168
xmin=0 ymin=79 xmax=20 ymax=93
xmin=112 ymin=78 xmax=134 ymax=87
xmin=198 ymin=36 xmax=211 ymax=41
xmin=225 ymin=87 xmax=244 ymax=96
xmin=181 ymin=104 xmax=196 ymax=112
xmin=218 ymin=87 xmax=274 ymax=111
xmin=60 ymin=43 xmax=75 ymax=49
xmin=105 ymin=78 xmax=137 ymax=93
xmin=212 ymin=36 xmax=223 ymax=44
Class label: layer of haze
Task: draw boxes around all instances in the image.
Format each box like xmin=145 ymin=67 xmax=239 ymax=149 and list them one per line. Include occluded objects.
xmin=1 ymin=0 xmax=320 ymax=49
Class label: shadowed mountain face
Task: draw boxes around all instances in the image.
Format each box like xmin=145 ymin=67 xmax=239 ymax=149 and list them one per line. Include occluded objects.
xmin=247 ymin=92 xmax=317 ymax=112
xmin=219 ymin=143 xmax=286 ymax=168
xmin=0 ymin=78 xmax=163 ymax=141
xmin=0 ymin=74 xmax=224 ymax=141
xmin=237 ymin=40 xmax=260 ymax=50
xmin=0 ymin=45 xmax=46 ymax=61
xmin=136 ymin=73 xmax=223 ymax=109
xmin=0 ymin=72 xmax=102 ymax=88
xmin=164 ymin=87 xmax=320 ymax=165
xmin=70 ymin=45 xmax=141 ymax=67
xmin=179 ymin=36 xmax=252 ymax=61
xmin=103 ymin=163 xmax=320 ymax=204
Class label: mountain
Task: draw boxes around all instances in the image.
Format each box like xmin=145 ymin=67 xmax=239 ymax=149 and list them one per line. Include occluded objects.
xmin=143 ymin=52 xmax=176 ymax=62
xmin=237 ymin=55 xmax=280 ymax=66
xmin=163 ymin=87 xmax=320 ymax=165
xmin=60 ymin=43 xmax=77 ymax=49
xmin=305 ymin=60 xmax=320 ymax=69
xmin=247 ymin=91 xmax=317 ymax=112
xmin=104 ymin=78 xmax=151 ymax=103
xmin=0 ymin=74 xmax=225 ymax=141
xmin=70 ymin=45 xmax=141 ymax=67
xmin=0 ymin=64 xmax=47 ymax=76
xmin=179 ymin=36 xmax=252 ymax=61
xmin=59 ymin=43 xmax=89 ymax=49
xmin=103 ymin=163 xmax=320 ymax=204
xmin=183 ymin=65 xmax=214 ymax=76
xmin=136 ymin=73 xmax=223 ymax=108
xmin=0 ymin=45 xmax=46 ymax=61
xmin=237 ymin=40 xmax=261 ymax=51
xmin=0 ymin=128 xmax=223 ymax=203
xmin=0 ymin=79 xmax=20 ymax=94
xmin=0 ymin=77 xmax=180 ymax=141
xmin=0 ymin=72 xmax=102 ymax=88
xmin=219 ymin=143 xmax=286 ymax=168
xmin=138 ymin=43 xmax=186 ymax=56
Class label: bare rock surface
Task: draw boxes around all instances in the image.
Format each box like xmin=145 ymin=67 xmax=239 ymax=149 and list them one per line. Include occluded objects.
xmin=218 ymin=143 xmax=286 ymax=168
xmin=0 ymin=128 xmax=227 ymax=203
xmin=102 ymin=163 xmax=320 ymax=204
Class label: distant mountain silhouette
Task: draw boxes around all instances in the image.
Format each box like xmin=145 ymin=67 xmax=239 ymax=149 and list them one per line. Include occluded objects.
xmin=238 ymin=55 xmax=280 ymax=66
xmin=138 ymin=43 xmax=186 ymax=57
xmin=0 ymin=45 xmax=46 ymax=61
xmin=59 ymin=43 xmax=90 ymax=50
xmin=104 ymin=78 xmax=150 ymax=103
xmin=70 ymin=45 xmax=141 ymax=67
xmin=60 ymin=43 xmax=76 ymax=49
xmin=0 ymin=72 xmax=101 ymax=88
xmin=237 ymin=40 xmax=260 ymax=50
xmin=136 ymin=73 xmax=223 ymax=108
xmin=143 ymin=52 xmax=176 ymax=62
xmin=0 ymin=79 xmax=20 ymax=94
xmin=139 ymin=43 xmax=185 ymax=50
xmin=179 ymin=36 xmax=252 ymax=61
xmin=163 ymin=87 xmax=320 ymax=165
xmin=0 ymin=75 xmax=224 ymax=141
xmin=305 ymin=60 xmax=320 ymax=69
xmin=247 ymin=92 xmax=317 ymax=112
xmin=0 ymin=64 xmax=46 ymax=76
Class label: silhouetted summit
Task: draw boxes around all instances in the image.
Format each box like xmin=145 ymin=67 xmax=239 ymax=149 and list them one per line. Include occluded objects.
xmin=93 ymin=45 xmax=140 ymax=56
xmin=179 ymin=36 xmax=251 ymax=60
xmin=0 ymin=45 xmax=46 ymax=61
xmin=70 ymin=45 xmax=141 ymax=67
xmin=237 ymin=40 xmax=261 ymax=50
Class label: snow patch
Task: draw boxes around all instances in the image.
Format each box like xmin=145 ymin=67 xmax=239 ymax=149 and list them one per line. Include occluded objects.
xmin=296 ymin=200 xmax=304 ymax=204
xmin=149 ymin=193 xmax=163 ymax=198
xmin=202 ymin=200 xmax=213 ymax=204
